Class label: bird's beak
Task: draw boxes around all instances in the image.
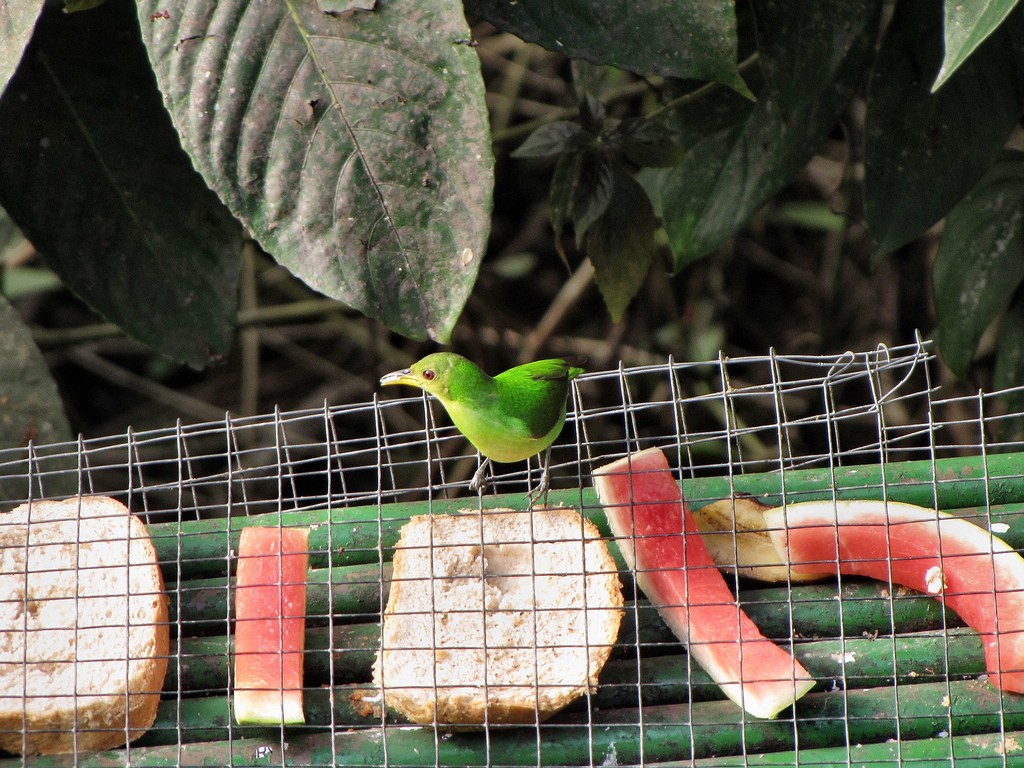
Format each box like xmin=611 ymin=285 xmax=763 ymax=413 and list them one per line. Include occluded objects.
xmin=380 ymin=368 xmax=418 ymax=387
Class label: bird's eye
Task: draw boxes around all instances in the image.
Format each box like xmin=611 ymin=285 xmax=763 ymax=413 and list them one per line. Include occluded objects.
xmin=422 ymin=369 xmax=436 ymax=381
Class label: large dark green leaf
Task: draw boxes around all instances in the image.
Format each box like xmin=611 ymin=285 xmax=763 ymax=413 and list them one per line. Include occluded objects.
xmin=992 ymin=292 xmax=1024 ymax=440
xmin=934 ymin=0 xmax=1024 ymax=90
xmin=660 ymin=0 xmax=881 ymax=268
xmin=0 ymin=294 xmax=71 ymax=450
xmin=0 ymin=0 xmax=242 ymax=367
xmin=934 ymin=151 xmax=1024 ymax=378
xmin=137 ymin=0 xmax=492 ymax=343
xmin=865 ymin=1 xmax=1024 ymax=257
xmin=466 ymin=0 xmax=749 ymax=94
xmin=0 ymin=293 xmax=76 ymax=502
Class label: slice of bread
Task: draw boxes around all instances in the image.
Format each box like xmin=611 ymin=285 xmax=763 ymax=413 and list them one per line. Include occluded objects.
xmin=373 ymin=507 xmax=623 ymax=726
xmin=0 ymin=497 xmax=169 ymax=755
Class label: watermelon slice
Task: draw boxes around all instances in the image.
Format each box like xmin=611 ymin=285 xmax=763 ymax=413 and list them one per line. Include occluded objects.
xmin=233 ymin=526 xmax=310 ymax=724
xmin=764 ymin=500 xmax=1024 ymax=694
xmin=594 ymin=448 xmax=816 ymax=719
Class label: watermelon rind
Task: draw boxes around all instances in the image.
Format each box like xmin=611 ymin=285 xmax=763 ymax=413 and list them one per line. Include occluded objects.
xmin=763 ymin=500 xmax=1024 ymax=694
xmin=595 ymin=447 xmax=816 ymax=719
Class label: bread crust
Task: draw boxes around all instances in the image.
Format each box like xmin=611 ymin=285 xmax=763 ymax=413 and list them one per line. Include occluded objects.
xmin=374 ymin=507 xmax=623 ymax=726
xmin=0 ymin=497 xmax=169 ymax=755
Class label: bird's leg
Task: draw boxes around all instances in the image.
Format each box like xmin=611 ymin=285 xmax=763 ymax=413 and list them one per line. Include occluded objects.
xmin=469 ymin=455 xmax=491 ymax=493
xmin=527 ymin=447 xmax=552 ymax=508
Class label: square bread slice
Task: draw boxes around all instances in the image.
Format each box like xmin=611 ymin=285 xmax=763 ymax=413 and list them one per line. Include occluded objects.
xmin=0 ymin=497 xmax=169 ymax=755
xmin=373 ymin=507 xmax=623 ymax=726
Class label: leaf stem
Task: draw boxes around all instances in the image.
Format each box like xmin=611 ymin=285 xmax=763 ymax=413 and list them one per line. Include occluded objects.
xmin=493 ymin=54 xmax=760 ymax=147
xmin=491 ymin=80 xmax=653 ymax=146
xmin=645 ymin=52 xmax=761 ymax=121
xmin=29 ymin=299 xmax=352 ymax=350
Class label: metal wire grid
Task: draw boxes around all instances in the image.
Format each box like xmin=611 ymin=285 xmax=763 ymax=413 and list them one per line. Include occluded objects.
xmin=1 ymin=337 xmax=1023 ymax=766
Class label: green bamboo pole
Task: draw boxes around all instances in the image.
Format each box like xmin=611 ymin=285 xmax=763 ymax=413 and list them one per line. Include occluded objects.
xmin=688 ymin=730 xmax=1024 ymax=767
xmin=148 ymin=450 xmax=1024 ymax=581
xmin=159 ymin=581 xmax=966 ymax=700
xmin=677 ymin=449 xmax=1024 ymax=510
xmin=165 ymin=624 xmax=379 ymax=693
xmin=166 ymin=561 xmax=390 ymax=629
xmin=9 ymin=679 xmax=1024 ymax=767
xmin=168 ymin=551 xmax=959 ymax=644
xmin=134 ymin=684 xmax=380 ymax=749
xmin=150 ymin=628 xmax=992 ymax=748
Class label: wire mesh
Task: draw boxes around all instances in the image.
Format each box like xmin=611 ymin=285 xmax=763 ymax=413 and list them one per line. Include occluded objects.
xmin=1 ymin=337 xmax=1024 ymax=766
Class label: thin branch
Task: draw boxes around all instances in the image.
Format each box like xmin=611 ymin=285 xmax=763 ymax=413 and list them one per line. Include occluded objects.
xmin=518 ymin=259 xmax=596 ymax=363
xmin=64 ymin=346 xmax=226 ymax=423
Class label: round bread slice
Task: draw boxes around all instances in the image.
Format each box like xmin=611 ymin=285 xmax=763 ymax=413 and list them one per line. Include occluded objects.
xmin=373 ymin=507 xmax=623 ymax=726
xmin=0 ymin=497 xmax=169 ymax=755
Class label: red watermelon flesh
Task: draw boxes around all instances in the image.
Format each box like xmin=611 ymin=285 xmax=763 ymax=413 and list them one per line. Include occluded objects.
xmin=594 ymin=448 xmax=815 ymax=719
xmin=233 ymin=526 xmax=310 ymax=724
xmin=764 ymin=500 xmax=1024 ymax=694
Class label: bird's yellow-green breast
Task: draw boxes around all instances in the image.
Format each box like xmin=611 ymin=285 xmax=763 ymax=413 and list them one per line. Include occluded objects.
xmin=379 ymin=353 xmax=584 ymax=463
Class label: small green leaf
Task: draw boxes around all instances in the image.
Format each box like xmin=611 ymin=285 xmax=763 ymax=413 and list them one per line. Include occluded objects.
xmin=865 ymin=0 xmax=1024 ymax=257
xmin=612 ymin=117 xmax=683 ymax=169
xmin=934 ymin=151 xmax=1024 ymax=378
xmin=548 ymin=152 xmax=582 ymax=263
xmin=571 ymin=153 xmax=614 ymax=247
xmin=585 ymin=169 xmax=657 ymax=321
xmin=934 ymin=0 xmax=1024 ymax=90
xmin=511 ymin=121 xmax=588 ymax=159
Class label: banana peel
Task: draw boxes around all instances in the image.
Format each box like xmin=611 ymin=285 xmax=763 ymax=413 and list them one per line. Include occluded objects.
xmin=692 ymin=495 xmax=829 ymax=583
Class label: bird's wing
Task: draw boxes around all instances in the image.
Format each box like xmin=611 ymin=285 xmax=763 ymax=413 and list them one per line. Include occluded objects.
xmin=500 ymin=358 xmax=582 ymax=384
xmin=493 ymin=360 xmax=578 ymax=440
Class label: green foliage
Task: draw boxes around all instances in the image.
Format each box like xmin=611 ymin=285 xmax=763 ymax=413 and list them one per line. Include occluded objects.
xmin=0 ymin=0 xmax=491 ymax=379
xmin=865 ymin=0 xmax=1024 ymax=257
xmin=466 ymin=0 xmax=751 ymax=95
xmin=1 ymin=0 xmax=1024 ymax=453
xmin=512 ymin=95 xmax=677 ymax=310
xmin=0 ymin=292 xmax=75 ymax=500
xmin=662 ymin=0 xmax=881 ymax=267
xmin=503 ymin=0 xmax=1024 ymax=373
xmin=935 ymin=0 xmax=1024 ymax=90
xmin=584 ymin=169 xmax=658 ymax=322
xmin=137 ymin=0 xmax=492 ymax=344
xmin=0 ymin=1 xmax=242 ymax=367
xmin=933 ymin=151 xmax=1024 ymax=378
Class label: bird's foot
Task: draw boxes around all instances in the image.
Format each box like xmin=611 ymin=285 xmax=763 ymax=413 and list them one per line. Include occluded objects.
xmin=526 ymin=471 xmax=551 ymax=509
xmin=469 ymin=458 xmax=491 ymax=494
xmin=526 ymin=449 xmax=554 ymax=509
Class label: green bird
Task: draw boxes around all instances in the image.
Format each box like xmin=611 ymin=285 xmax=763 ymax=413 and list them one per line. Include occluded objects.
xmin=379 ymin=353 xmax=585 ymax=502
